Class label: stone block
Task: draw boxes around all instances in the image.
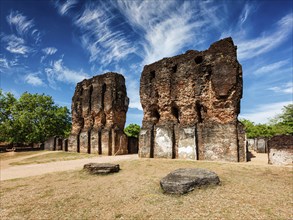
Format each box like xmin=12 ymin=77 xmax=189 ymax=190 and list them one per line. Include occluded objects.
xmin=198 ymin=122 xmax=238 ymax=162
xmin=154 ymin=126 xmax=173 ymax=159
xmin=160 ymin=168 xmax=220 ymax=194
xmin=237 ymin=122 xmax=246 ymax=162
xmin=101 ymin=129 xmax=111 ymax=155
xmin=138 ymin=129 xmax=152 ymax=158
xmin=256 ymin=138 xmax=267 ymax=153
xmin=44 ymin=137 xmax=55 ymax=151
xmin=79 ymin=131 xmax=89 ymax=153
xmin=90 ymin=129 xmax=100 ymax=154
xmin=247 ymin=139 xmax=255 ymax=151
xmin=68 ymin=134 xmax=78 ymax=152
xmin=111 ymin=129 xmax=128 ymax=155
xmin=83 ymin=163 xmax=120 ymax=175
xmin=178 ymin=126 xmax=196 ymax=160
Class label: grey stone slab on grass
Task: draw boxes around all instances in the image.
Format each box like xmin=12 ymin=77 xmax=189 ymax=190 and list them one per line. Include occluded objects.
xmin=160 ymin=168 xmax=220 ymax=194
xmin=83 ymin=163 xmax=120 ymax=175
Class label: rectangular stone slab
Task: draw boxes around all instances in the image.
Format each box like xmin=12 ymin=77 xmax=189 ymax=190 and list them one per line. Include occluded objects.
xmin=79 ymin=131 xmax=89 ymax=153
xmin=198 ymin=122 xmax=238 ymax=162
xmin=154 ymin=126 xmax=173 ymax=159
xmin=178 ymin=126 xmax=197 ymax=160
xmin=68 ymin=135 xmax=78 ymax=152
xmin=101 ymin=129 xmax=111 ymax=155
xmin=90 ymin=129 xmax=100 ymax=154
xmin=139 ymin=129 xmax=152 ymax=158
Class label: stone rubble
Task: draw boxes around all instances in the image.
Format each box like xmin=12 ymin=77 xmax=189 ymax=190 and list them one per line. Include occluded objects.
xmin=160 ymin=168 xmax=220 ymax=194
xmin=83 ymin=163 xmax=120 ymax=174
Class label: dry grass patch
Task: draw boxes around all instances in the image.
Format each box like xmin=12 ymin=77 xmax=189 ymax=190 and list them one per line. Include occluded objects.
xmin=1 ymin=159 xmax=292 ymax=220
xmin=8 ymin=152 xmax=97 ymax=165
xmin=0 ymin=151 xmax=43 ymax=161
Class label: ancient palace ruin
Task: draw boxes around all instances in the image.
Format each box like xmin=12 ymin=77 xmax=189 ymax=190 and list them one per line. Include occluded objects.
xmin=139 ymin=37 xmax=246 ymax=162
xmin=68 ymin=72 xmax=129 ymax=155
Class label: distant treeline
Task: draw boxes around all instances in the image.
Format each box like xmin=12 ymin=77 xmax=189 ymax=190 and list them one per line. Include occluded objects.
xmin=240 ymin=104 xmax=293 ymax=138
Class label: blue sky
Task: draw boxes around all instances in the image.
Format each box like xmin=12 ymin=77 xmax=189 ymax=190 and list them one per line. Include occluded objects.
xmin=0 ymin=0 xmax=292 ymax=126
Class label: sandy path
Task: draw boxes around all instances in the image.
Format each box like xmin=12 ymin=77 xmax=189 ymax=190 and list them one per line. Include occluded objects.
xmin=0 ymin=151 xmax=57 ymax=170
xmin=0 ymin=154 xmax=138 ymax=181
xmin=248 ymin=151 xmax=269 ymax=165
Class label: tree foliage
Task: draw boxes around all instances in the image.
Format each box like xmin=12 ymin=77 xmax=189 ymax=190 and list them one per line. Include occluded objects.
xmin=240 ymin=104 xmax=293 ymax=138
xmin=124 ymin=123 xmax=141 ymax=138
xmin=0 ymin=90 xmax=71 ymax=143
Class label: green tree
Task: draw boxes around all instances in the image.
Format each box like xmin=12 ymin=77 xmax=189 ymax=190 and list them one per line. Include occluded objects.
xmin=269 ymin=104 xmax=293 ymax=135
xmin=124 ymin=123 xmax=141 ymax=138
xmin=0 ymin=90 xmax=71 ymax=144
xmin=0 ymin=90 xmax=17 ymax=142
xmin=239 ymin=119 xmax=256 ymax=138
xmin=241 ymin=104 xmax=293 ymax=138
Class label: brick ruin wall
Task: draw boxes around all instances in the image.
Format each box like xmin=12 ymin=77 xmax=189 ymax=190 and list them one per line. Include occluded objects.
xmin=139 ymin=37 xmax=246 ymax=162
xmin=68 ymin=72 xmax=129 ymax=155
xmin=268 ymin=135 xmax=293 ymax=165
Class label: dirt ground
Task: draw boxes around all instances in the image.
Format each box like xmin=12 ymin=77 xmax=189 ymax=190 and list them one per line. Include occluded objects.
xmin=1 ymin=154 xmax=292 ymax=220
xmin=0 ymin=150 xmax=284 ymax=181
xmin=247 ymin=150 xmax=270 ymax=165
xmin=0 ymin=152 xmax=138 ymax=181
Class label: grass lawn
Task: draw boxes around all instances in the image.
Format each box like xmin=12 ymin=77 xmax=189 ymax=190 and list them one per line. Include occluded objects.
xmin=8 ymin=152 xmax=98 ymax=165
xmin=0 ymin=159 xmax=292 ymax=219
xmin=0 ymin=151 xmax=43 ymax=161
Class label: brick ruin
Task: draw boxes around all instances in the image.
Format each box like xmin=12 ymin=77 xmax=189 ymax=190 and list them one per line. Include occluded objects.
xmin=268 ymin=135 xmax=293 ymax=165
xmin=68 ymin=72 xmax=129 ymax=155
xmin=139 ymin=37 xmax=246 ymax=162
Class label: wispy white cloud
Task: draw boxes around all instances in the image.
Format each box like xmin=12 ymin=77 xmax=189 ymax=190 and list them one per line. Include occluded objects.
xmin=55 ymin=0 xmax=78 ymax=15
xmin=1 ymin=34 xmax=32 ymax=55
xmin=1 ymin=10 xmax=42 ymax=57
xmin=255 ymin=60 xmax=289 ymax=75
xmin=237 ymin=13 xmax=293 ymax=60
xmin=7 ymin=10 xmax=34 ymax=36
xmin=45 ymin=58 xmax=89 ymax=88
xmin=6 ymin=10 xmax=41 ymax=44
xmin=239 ymin=101 xmax=292 ymax=124
xmin=268 ymin=82 xmax=293 ymax=94
xmin=73 ymin=3 xmax=136 ymax=64
xmin=117 ymin=0 xmax=208 ymax=64
xmin=24 ymin=73 xmax=45 ymax=86
xmin=41 ymin=47 xmax=58 ymax=63
xmin=239 ymin=3 xmax=252 ymax=26
xmin=0 ymin=57 xmax=10 ymax=69
xmin=42 ymin=47 xmax=57 ymax=55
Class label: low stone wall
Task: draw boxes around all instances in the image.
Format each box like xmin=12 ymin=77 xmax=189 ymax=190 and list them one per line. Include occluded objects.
xmin=44 ymin=136 xmax=66 ymax=151
xmin=0 ymin=143 xmax=43 ymax=152
xmin=268 ymin=135 xmax=293 ymax=165
xmin=247 ymin=138 xmax=268 ymax=153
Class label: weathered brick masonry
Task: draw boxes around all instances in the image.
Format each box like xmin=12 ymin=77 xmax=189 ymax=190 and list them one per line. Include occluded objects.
xmin=139 ymin=37 xmax=246 ymax=162
xmin=68 ymin=72 xmax=129 ymax=155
